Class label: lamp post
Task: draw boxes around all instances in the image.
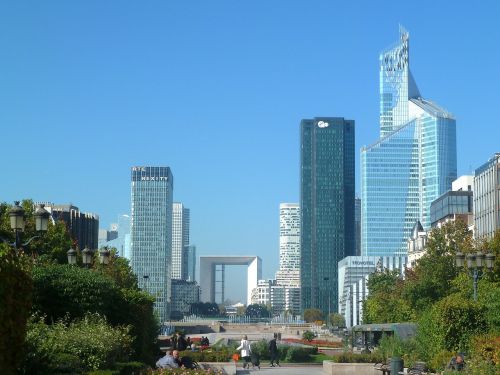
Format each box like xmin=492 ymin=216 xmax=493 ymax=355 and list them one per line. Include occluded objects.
xmin=1 ymin=201 xmax=50 ymax=250
xmin=82 ymin=247 xmax=93 ymax=268
xmin=99 ymin=247 xmax=111 ymax=265
xmin=455 ymin=251 xmax=496 ymax=301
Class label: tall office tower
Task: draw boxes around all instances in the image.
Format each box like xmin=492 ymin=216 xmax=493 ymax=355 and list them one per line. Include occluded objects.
xmin=275 ymin=203 xmax=301 ymax=288
xmin=185 ymin=245 xmax=196 ymax=282
xmin=474 ymin=153 xmax=500 ymax=239
xmin=130 ymin=166 xmax=173 ymax=323
xmin=172 ymin=203 xmax=190 ymax=280
xmin=361 ymin=27 xmax=457 ymax=257
xmin=300 ymin=117 xmax=355 ymax=315
xmin=355 ymin=198 xmax=361 ymax=256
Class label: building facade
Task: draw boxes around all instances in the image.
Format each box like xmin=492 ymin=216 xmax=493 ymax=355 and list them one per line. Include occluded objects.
xmin=172 ymin=202 xmax=190 ymax=280
xmin=361 ymin=27 xmax=457 ymax=257
xmin=355 ymin=198 xmax=361 ymax=256
xmin=41 ymin=203 xmax=99 ymax=250
xmin=170 ymin=279 xmax=200 ymax=320
xmin=338 ymin=255 xmax=408 ymax=327
xmin=300 ymin=117 xmax=355 ymax=314
xmin=186 ymin=245 xmax=196 ymax=282
xmin=275 ymin=203 xmax=301 ymax=288
xmin=474 ymin=153 xmax=500 ymax=239
xmin=130 ymin=166 xmax=173 ymax=323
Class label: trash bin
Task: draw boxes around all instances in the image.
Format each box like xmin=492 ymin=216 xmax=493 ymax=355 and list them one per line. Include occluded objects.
xmin=390 ymin=357 xmax=404 ymax=374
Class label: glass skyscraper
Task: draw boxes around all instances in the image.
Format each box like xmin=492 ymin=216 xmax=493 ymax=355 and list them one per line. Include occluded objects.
xmin=361 ymin=27 xmax=457 ymax=257
xmin=300 ymin=117 xmax=355 ymax=314
xmin=130 ymin=166 xmax=173 ymax=322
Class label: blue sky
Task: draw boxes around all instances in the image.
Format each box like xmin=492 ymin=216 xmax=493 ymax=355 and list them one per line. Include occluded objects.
xmin=1 ymin=1 xmax=499 ymax=302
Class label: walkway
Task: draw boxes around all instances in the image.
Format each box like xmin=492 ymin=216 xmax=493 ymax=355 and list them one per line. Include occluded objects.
xmin=236 ymin=364 xmax=324 ymax=374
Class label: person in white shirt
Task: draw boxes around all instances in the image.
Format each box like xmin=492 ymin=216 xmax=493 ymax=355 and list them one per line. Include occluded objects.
xmin=236 ymin=335 xmax=252 ymax=369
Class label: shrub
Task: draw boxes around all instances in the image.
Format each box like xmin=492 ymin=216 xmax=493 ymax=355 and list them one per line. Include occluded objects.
xmin=333 ymin=352 xmax=384 ymax=363
xmin=302 ymin=330 xmax=316 ymax=342
xmin=0 ymin=245 xmax=33 ymax=374
xmin=20 ymin=313 xmax=133 ymax=373
xmin=284 ymin=346 xmax=317 ymax=362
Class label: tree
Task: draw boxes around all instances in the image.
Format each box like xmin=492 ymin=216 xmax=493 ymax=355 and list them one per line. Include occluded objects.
xmin=328 ymin=313 xmax=346 ymax=328
xmin=303 ymin=308 xmax=323 ymax=323
xmin=245 ymin=304 xmax=270 ymax=318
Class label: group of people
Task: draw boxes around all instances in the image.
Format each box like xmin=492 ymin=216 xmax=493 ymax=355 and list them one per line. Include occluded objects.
xmin=170 ymin=332 xmax=192 ymax=351
xmin=236 ymin=333 xmax=280 ymax=369
xmin=199 ymin=336 xmax=210 ymax=346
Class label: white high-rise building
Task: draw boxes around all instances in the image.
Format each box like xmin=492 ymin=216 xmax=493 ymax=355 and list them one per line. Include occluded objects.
xmin=275 ymin=203 xmax=300 ymax=287
xmin=172 ymin=202 xmax=190 ymax=280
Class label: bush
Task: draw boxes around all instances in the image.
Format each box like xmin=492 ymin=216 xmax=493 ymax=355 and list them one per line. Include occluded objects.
xmin=0 ymin=245 xmax=33 ymax=374
xmin=31 ymin=264 xmax=159 ymax=365
xmin=302 ymin=330 xmax=316 ymax=342
xmin=284 ymin=346 xmax=317 ymax=362
xmin=20 ymin=313 xmax=133 ymax=374
xmin=333 ymin=352 xmax=384 ymax=363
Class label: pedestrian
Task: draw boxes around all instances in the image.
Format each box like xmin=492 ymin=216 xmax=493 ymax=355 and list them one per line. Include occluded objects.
xmin=177 ymin=333 xmax=187 ymax=351
xmin=236 ymin=335 xmax=252 ymax=369
xmin=269 ymin=333 xmax=280 ymax=367
xmin=446 ymin=352 xmax=465 ymax=371
xmin=171 ymin=333 xmax=178 ymax=350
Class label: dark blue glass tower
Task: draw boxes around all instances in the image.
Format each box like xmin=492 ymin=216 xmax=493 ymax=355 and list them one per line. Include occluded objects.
xmin=300 ymin=117 xmax=355 ymax=315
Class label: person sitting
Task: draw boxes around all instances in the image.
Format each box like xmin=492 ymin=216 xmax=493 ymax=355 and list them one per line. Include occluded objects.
xmin=172 ymin=350 xmax=182 ymax=367
xmin=156 ymin=350 xmax=179 ymax=369
xmin=446 ymin=352 xmax=465 ymax=371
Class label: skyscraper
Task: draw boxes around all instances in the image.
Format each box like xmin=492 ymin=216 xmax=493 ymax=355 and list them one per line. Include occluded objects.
xmin=361 ymin=27 xmax=457 ymax=257
xmin=130 ymin=166 xmax=173 ymax=322
xmin=300 ymin=117 xmax=355 ymax=314
xmin=275 ymin=203 xmax=300 ymax=288
xmin=172 ymin=202 xmax=190 ymax=280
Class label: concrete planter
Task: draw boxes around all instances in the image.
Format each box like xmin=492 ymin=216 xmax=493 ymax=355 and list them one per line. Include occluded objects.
xmin=323 ymin=361 xmax=378 ymax=375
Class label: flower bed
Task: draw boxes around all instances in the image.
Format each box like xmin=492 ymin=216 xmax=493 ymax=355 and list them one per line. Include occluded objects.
xmin=282 ymin=338 xmax=343 ymax=348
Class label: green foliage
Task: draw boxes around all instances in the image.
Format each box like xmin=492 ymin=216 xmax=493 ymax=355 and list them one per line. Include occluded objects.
xmin=415 ymin=294 xmax=488 ymax=363
xmin=94 ymin=250 xmax=138 ymax=290
xmin=190 ymin=302 xmax=220 ymax=317
xmin=328 ymin=313 xmax=346 ymax=328
xmin=21 ymin=313 xmax=133 ymax=374
xmin=118 ymin=288 xmax=159 ymax=365
xmin=332 ymin=352 xmax=384 ymax=363
xmin=245 ymin=303 xmax=270 ymax=318
xmin=31 ymin=263 xmax=121 ymax=322
xmin=0 ymin=245 xmax=33 ymax=374
xmin=303 ymin=308 xmax=323 ymax=322
xmin=302 ymin=330 xmax=316 ymax=342
xmin=284 ymin=346 xmax=317 ymax=362
xmin=378 ymin=334 xmax=405 ymax=359
xmin=362 ymin=269 xmax=414 ymax=324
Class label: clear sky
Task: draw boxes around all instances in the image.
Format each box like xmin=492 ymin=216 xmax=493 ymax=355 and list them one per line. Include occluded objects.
xmin=1 ymin=1 xmax=499 ymax=302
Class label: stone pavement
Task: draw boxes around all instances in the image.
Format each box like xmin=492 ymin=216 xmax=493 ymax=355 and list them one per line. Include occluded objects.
xmin=236 ymin=363 xmax=324 ymax=374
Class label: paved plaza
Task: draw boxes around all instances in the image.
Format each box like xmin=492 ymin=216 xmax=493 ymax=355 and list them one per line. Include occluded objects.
xmin=236 ymin=364 xmax=324 ymax=375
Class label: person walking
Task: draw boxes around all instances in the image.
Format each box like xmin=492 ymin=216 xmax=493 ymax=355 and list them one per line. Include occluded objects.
xmin=236 ymin=335 xmax=252 ymax=369
xmin=269 ymin=333 xmax=280 ymax=367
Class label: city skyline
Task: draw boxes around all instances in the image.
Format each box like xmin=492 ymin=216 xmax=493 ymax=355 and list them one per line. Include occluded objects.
xmin=1 ymin=1 xmax=499 ymax=302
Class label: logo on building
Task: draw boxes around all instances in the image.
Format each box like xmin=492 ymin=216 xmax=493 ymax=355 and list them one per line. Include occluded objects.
xmin=317 ymin=121 xmax=329 ymax=128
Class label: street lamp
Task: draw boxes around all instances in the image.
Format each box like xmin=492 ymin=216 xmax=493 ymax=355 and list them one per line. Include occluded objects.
xmin=2 ymin=201 xmax=50 ymax=250
xmin=67 ymin=248 xmax=77 ymax=265
xmin=99 ymin=247 xmax=111 ymax=265
xmin=82 ymin=247 xmax=93 ymax=267
xmin=455 ymin=251 xmax=496 ymax=301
